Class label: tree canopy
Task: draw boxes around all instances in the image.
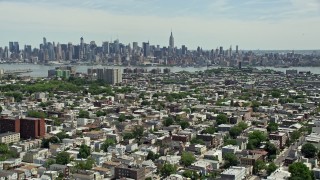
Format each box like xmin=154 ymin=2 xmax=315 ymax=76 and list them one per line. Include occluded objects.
xmin=223 ymin=152 xmax=239 ymax=168
xmin=180 ymin=152 xmax=196 ymax=167
xmin=301 ymin=143 xmax=318 ymax=158
xmin=101 ymin=139 xmax=115 ymax=152
xmin=288 ymin=162 xmax=313 ymax=180
xmin=160 ymin=163 xmax=177 ymax=177
xmin=56 ymin=151 xmax=71 ymax=165
xmin=216 ymin=114 xmax=228 ymax=125
xmin=78 ymin=144 xmax=91 ymax=159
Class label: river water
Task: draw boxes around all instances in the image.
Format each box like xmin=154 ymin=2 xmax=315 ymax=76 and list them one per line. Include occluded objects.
xmin=0 ymin=64 xmax=319 ymax=77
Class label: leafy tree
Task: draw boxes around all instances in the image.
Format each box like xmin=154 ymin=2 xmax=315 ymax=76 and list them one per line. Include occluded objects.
xmin=181 ymin=152 xmax=196 ymax=167
xmin=267 ymin=162 xmax=278 ymax=175
xmin=254 ymin=160 xmax=266 ymax=174
xmin=261 ymin=101 xmax=271 ymax=106
xmin=238 ymin=122 xmax=248 ymax=130
xmin=216 ymin=114 xmax=228 ymax=125
xmin=101 ymin=139 xmax=115 ymax=152
xmin=56 ymin=151 xmax=71 ymax=165
xmin=0 ymin=106 xmax=2 ymax=113
xmin=224 ymin=139 xmax=237 ymax=145
xmin=179 ymin=121 xmax=190 ymax=130
xmin=45 ymin=158 xmax=56 ymax=168
xmin=78 ymin=110 xmax=90 ymax=118
xmin=289 ymin=162 xmax=313 ymax=180
xmin=160 ymin=163 xmax=177 ymax=177
xmin=264 ymin=142 xmax=278 ymax=159
xmin=56 ymin=131 xmax=69 ymax=141
xmin=301 ymin=143 xmax=318 ymax=158
xmin=271 ymin=91 xmax=281 ymax=98
xmin=190 ymin=137 xmax=205 ymax=145
xmin=223 ymin=153 xmax=239 ymax=168
xmin=182 ymin=170 xmax=193 ymax=178
xmin=290 ymin=130 xmax=301 ymax=142
xmin=75 ymin=157 xmax=95 ymax=170
xmin=267 ymin=122 xmax=279 ymax=132
xmin=96 ymin=110 xmax=107 ymax=117
xmin=78 ymin=144 xmax=91 ymax=159
xmin=163 ymin=117 xmax=174 ymax=127
xmin=247 ymin=131 xmax=267 ymax=149
xmin=27 ymin=110 xmax=46 ymax=118
xmin=118 ymin=114 xmax=126 ymax=122
xmin=202 ymin=127 xmax=215 ymax=134
xmin=146 ymin=151 xmax=160 ymax=161
xmin=229 ymin=126 xmax=242 ymax=138
xmin=132 ymin=125 xmax=144 ymax=138
xmin=123 ymin=132 xmax=135 ymax=140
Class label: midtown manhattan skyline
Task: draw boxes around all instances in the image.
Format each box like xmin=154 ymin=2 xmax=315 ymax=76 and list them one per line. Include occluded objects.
xmin=0 ymin=0 xmax=319 ymax=50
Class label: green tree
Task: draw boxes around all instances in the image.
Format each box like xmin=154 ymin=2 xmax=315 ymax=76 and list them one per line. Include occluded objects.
xmin=289 ymin=162 xmax=313 ymax=180
xmin=146 ymin=151 xmax=160 ymax=161
xmin=182 ymin=170 xmax=193 ymax=178
xmin=45 ymin=159 xmax=56 ymax=168
xmin=181 ymin=152 xmax=196 ymax=167
xmin=254 ymin=160 xmax=266 ymax=174
xmin=118 ymin=114 xmax=126 ymax=122
xmin=96 ymin=110 xmax=106 ymax=117
xmin=0 ymin=106 xmax=2 ymax=113
xmin=264 ymin=142 xmax=278 ymax=159
xmin=223 ymin=153 xmax=239 ymax=168
xmin=101 ymin=139 xmax=115 ymax=152
xmin=56 ymin=131 xmax=69 ymax=141
xmin=0 ymin=143 xmax=9 ymax=154
xmin=202 ymin=126 xmax=215 ymax=134
xmin=132 ymin=125 xmax=144 ymax=138
xmin=301 ymin=143 xmax=318 ymax=158
xmin=27 ymin=110 xmax=46 ymax=118
xmin=271 ymin=91 xmax=281 ymax=98
xmin=238 ymin=122 xmax=248 ymax=130
xmin=163 ymin=117 xmax=174 ymax=127
xmin=229 ymin=126 xmax=242 ymax=138
xmin=75 ymin=157 xmax=95 ymax=170
xmin=179 ymin=121 xmax=190 ymax=130
xmin=247 ymin=131 xmax=267 ymax=149
xmin=78 ymin=110 xmax=90 ymax=118
xmin=78 ymin=144 xmax=91 ymax=159
xmin=190 ymin=137 xmax=205 ymax=145
xmin=267 ymin=122 xmax=279 ymax=132
xmin=160 ymin=163 xmax=177 ymax=177
xmin=123 ymin=132 xmax=134 ymax=140
xmin=267 ymin=162 xmax=278 ymax=175
xmin=290 ymin=130 xmax=301 ymax=142
xmin=216 ymin=114 xmax=228 ymax=125
xmin=56 ymin=151 xmax=71 ymax=165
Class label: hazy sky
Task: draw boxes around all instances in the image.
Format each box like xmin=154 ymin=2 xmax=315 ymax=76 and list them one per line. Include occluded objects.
xmin=0 ymin=0 xmax=320 ymax=50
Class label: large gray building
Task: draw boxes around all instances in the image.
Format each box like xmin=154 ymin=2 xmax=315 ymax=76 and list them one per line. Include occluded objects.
xmin=97 ymin=68 xmax=122 ymax=85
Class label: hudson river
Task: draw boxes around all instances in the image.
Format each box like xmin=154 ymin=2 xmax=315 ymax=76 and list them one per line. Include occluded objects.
xmin=1 ymin=64 xmax=320 ymax=77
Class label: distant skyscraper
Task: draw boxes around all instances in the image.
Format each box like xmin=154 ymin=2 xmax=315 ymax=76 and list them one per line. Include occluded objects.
xmin=169 ymin=31 xmax=174 ymax=49
xmin=143 ymin=42 xmax=150 ymax=57
xmin=236 ymin=45 xmax=239 ymax=54
xmin=43 ymin=37 xmax=47 ymax=47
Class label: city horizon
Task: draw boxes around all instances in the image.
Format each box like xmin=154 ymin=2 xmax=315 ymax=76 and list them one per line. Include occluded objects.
xmin=0 ymin=0 xmax=319 ymax=50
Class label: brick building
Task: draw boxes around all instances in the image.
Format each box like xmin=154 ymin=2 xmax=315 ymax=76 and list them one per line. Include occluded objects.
xmin=20 ymin=118 xmax=45 ymax=139
xmin=0 ymin=116 xmax=20 ymax=133
xmin=114 ymin=165 xmax=145 ymax=180
xmin=0 ymin=116 xmax=46 ymax=139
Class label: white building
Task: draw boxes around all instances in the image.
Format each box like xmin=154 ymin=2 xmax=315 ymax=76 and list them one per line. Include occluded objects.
xmin=221 ymin=166 xmax=246 ymax=180
xmin=0 ymin=132 xmax=20 ymax=144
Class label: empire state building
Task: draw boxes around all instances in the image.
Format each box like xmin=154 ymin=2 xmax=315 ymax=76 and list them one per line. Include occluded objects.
xmin=169 ymin=31 xmax=174 ymax=49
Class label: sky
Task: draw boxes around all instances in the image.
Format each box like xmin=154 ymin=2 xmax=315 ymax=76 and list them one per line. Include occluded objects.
xmin=0 ymin=0 xmax=320 ymax=50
